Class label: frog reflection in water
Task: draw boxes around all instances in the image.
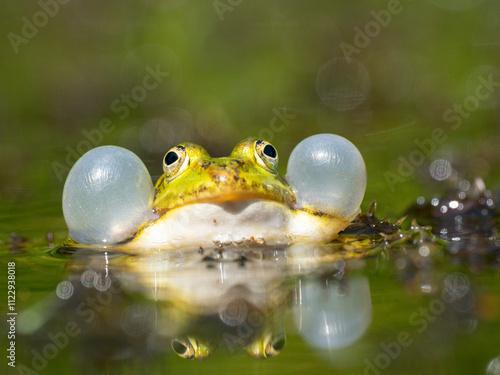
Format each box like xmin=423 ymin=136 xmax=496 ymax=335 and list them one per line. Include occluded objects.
xmin=62 ymin=134 xmax=366 ymax=251
xmin=40 ymin=243 xmax=372 ymax=362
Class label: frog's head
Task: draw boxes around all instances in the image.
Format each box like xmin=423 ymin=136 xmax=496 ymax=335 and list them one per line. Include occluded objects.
xmin=170 ymin=331 xmax=286 ymax=360
xmin=153 ymin=138 xmax=296 ymax=213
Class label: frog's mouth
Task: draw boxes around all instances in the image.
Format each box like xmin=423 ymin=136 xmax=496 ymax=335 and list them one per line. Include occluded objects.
xmin=153 ymin=161 xmax=297 ymax=214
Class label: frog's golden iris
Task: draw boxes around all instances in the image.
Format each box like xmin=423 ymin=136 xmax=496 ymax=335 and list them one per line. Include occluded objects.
xmin=62 ymin=134 xmax=367 ymax=251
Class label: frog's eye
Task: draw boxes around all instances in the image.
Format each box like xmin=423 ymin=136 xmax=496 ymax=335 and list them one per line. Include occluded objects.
xmin=255 ymin=140 xmax=279 ymax=171
xmin=243 ymin=331 xmax=286 ymax=358
xmin=265 ymin=333 xmax=286 ymax=357
xmin=171 ymin=336 xmax=215 ymax=360
xmin=163 ymin=145 xmax=189 ymax=179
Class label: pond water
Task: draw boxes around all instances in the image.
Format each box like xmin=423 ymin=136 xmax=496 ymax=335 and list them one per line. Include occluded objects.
xmin=1 ymin=196 xmax=499 ymax=375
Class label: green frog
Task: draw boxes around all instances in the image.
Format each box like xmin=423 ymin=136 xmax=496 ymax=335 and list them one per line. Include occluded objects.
xmin=62 ymin=134 xmax=367 ymax=251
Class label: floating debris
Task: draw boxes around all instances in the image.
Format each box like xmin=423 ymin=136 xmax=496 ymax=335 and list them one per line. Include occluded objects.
xmin=406 ymin=178 xmax=499 ymax=264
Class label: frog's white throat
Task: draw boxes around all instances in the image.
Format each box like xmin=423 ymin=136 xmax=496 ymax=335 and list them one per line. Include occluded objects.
xmin=126 ymin=199 xmax=352 ymax=251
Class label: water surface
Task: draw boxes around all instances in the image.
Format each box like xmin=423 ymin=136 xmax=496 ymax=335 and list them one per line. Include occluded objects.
xmin=2 ymin=223 xmax=499 ymax=375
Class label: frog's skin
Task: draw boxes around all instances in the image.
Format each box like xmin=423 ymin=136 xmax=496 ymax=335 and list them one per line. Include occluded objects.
xmin=128 ymin=139 xmax=347 ymax=249
xmin=63 ymin=134 xmax=367 ymax=251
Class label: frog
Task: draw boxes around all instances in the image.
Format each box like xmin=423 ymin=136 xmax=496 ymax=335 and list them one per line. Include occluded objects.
xmin=62 ymin=134 xmax=367 ymax=251
xmin=171 ymin=330 xmax=286 ymax=360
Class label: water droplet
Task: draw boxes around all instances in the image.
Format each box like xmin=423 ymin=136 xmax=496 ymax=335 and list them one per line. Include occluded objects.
xmin=459 ymin=180 xmax=470 ymax=191
xmin=94 ymin=275 xmax=112 ymax=291
xmin=429 ymin=159 xmax=452 ymax=181
xmin=419 ymin=246 xmax=430 ymax=257
xmin=81 ymin=270 xmax=97 ymax=288
xmin=56 ymin=281 xmax=74 ymax=300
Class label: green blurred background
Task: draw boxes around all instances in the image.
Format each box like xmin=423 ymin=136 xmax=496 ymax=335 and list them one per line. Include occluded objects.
xmin=1 ymin=0 xmax=499 ymax=238
xmin=1 ymin=3 xmax=500 ymax=375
